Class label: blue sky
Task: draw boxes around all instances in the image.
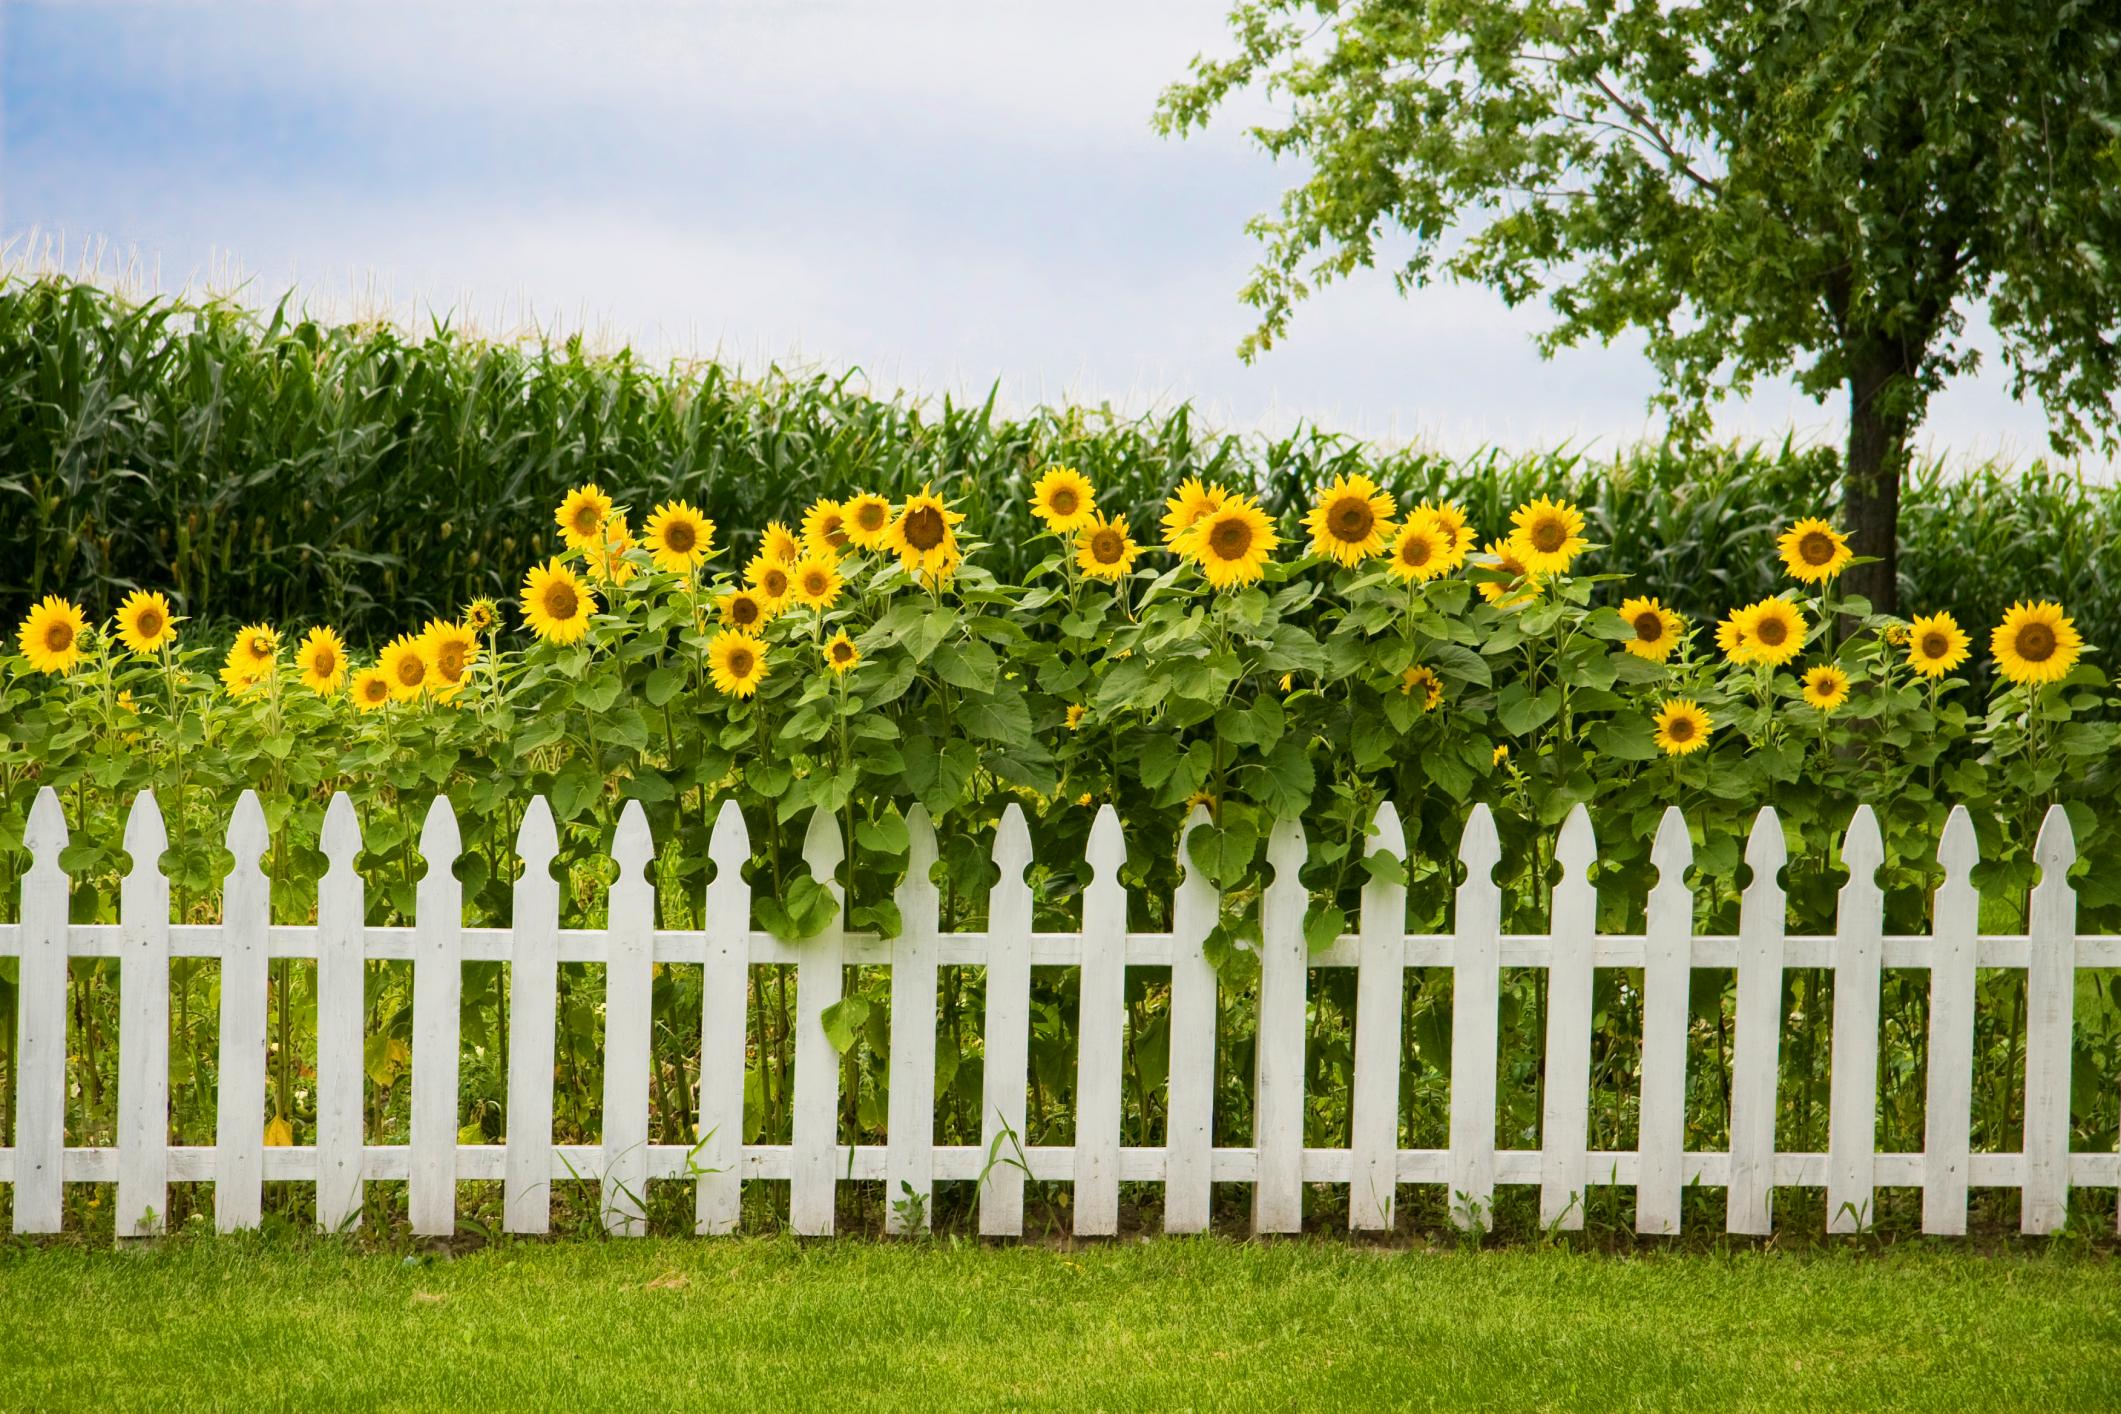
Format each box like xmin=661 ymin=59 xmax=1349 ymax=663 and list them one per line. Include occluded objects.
xmin=0 ymin=1 xmax=2090 ymax=463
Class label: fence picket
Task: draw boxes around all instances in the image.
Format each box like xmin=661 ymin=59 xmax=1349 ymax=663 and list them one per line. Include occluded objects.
xmin=2023 ymin=805 xmax=2077 ymax=1235
xmin=1540 ymin=804 xmax=1597 ymax=1231
xmin=979 ymin=804 xmax=1033 ymax=1237
xmin=503 ymin=798 xmax=559 ymax=1234
xmin=790 ymin=808 xmax=846 ymax=1237
xmin=12 ymin=788 xmax=68 ymax=1235
xmin=1075 ymin=806 xmax=1129 ymax=1236
xmin=1254 ymin=816 xmax=1309 ymax=1235
xmin=601 ymin=802 xmax=655 ymax=1236
xmin=214 ymin=791 xmax=270 ymax=1232
xmin=1163 ymin=805 xmax=1218 ymax=1235
xmin=696 ymin=800 xmax=752 ymax=1234
xmin=1449 ymin=805 xmax=1502 ymax=1234
xmin=1636 ymin=807 xmax=1694 ymax=1236
xmin=1729 ymin=808 xmax=1787 ymax=1236
xmin=116 ymin=790 xmax=170 ymax=1238
xmin=1922 ymin=807 xmax=1979 ymax=1236
xmin=885 ymin=806 xmax=941 ymax=1234
xmin=1826 ymin=806 xmax=1884 ymax=1234
xmin=1350 ymin=802 xmax=1407 ymax=1233
xmin=316 ymin=793 xmax=366 ymax=1234
xmin=409 ymin=795 xmax=463 ymax=1237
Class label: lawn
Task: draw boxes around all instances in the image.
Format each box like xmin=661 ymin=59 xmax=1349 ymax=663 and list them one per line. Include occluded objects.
xmin=3 ymin=1236 xmax=2116 ymax=1411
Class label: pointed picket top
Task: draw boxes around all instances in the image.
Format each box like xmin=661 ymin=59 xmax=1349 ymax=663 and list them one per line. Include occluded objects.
xmin=708 ymin=796 xmax=749 ymax=871
xmin=1083 ymin=803 xmax=1126 ymax=881
xmin=513 ymin=795 xmax=556 ymax=874
xmin=1555 ymin=803 xmax=1596 ymax=882
xmin=801 ymin=806 xmax=843 ymax=886
xmin=903 ymin=803 xmax=939 ymax=875
xmin=1650 ymin=807 xmax=1693 ymax=889
xmin=993 ymin=801 xmax=1033 ymax=884
xmin=1174 ymin=804 xmax=1213 ymax=884
xmin=322 ymin=792 xmax=363 ymax=875
xmin=613 ymin=800 xmax=654 ymax=881
xmin=2033 ymin=803 xmax=2076 ymax=882
xmin=1743 ymin=807 xmax=1786 ymax=891
xmin=1264 ymin=814 xmax=1305 ymax=886
xmin=1839 ymin=805 xmax=1883 ymax=888
xmin=225 ymin=790 xmax=269 ymax=872
xmin=419 ymin=794 xmax=461 ymax=880
xmin=1366 ymin=800 xmax=1405 ymax=861
xmin=25 ymin=785 xmax=66 ymax=874
xmin=1938 ymin=804 xmax=1979 ymax=879
xmin=123 ymin=789 xmax=168 ymax=874
xmin=1457 ymin=802 xmax=1500 ymax=881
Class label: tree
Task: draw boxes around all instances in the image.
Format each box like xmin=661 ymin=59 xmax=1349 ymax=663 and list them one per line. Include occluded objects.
xmin=1156 ymin=1 xmax=2121 ymax=612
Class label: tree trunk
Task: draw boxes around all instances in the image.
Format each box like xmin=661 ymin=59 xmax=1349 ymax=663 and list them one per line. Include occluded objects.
xmin=1842 ymin=349 xmax=1910 ymax=616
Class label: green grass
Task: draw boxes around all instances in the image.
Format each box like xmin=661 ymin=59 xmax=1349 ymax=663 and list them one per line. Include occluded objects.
xmin=3 ymin=1236 xmax=2116 ymax=1411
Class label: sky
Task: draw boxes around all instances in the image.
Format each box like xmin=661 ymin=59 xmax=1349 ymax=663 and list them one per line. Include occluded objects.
xmin=0 ymin=0 xmax=2097 ymax=465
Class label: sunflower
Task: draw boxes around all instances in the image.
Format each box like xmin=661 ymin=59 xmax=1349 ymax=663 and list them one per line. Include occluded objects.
xmin=1475 ymin=539 xmax=1541 ymax=607
xmin=746 ymin=552 xmax=794 ymax=606
xmin=1386 ymin=521 xmax=1453 ymax=582
xmin=585 ymin=511 xmax=638 ymax=584
xmin=883 ymin=484 xmax=966 ymax=581
xmin=463 ymin=598 xmax=499 ymax=635
xmin=802 ymin=499 xmax=852 ymax=556
xmin=1305 ymin=473 xmax=1396 ymax=566
xmin=1991 ymin=601 xmax=2082 ymax=686
xmin=1031 ymin=466 xmax=1098 ymax=533
xmin=555 ymin=483 xmax=613 ymax=548
xmin=789 ymin=554 xmax=843 ymax=610
xmin=1801 ymin=664 xmax=1851 ymax=712
xmin=1065 ymin=704 xmax=1086 ymax=731
xmin=1493 ymin=743 xmax=1510 ymax=766
xmin=1618 ymin=596 xmax=1685 ymax=663
xmin=823 ymin=629 xmax=860 ymax=674
xmin=708 ymin=629 xmax=769 ymax=698
xmin=219 ymin=657 xmax=266 ymax=697
xmin=418 ymin=619 xmax=479 ymax=700
xmin=1653 ymin=699 xmax=1713 ymax=756
xmin=1738 ymin=598 xmax=1807 ymax=667
xmin=1180 ymin=494 xmax=1278 ymax=589
xmin=1075 ymin=512 xmax=1141 ymax=582
xmin=1400 ymin=665 xmax=1444 ymax=711
xmin=1161 ymin=477 xmax=1228 ymax=548
xmin=296 ymin=626 xmax=349 ymax=696
xmin=760 ymin=520 xmax=803 ymax=565
xmin=1412 ymin=501 xmax=1475 ymax=557
xmin=1777 ymin=517 xmax=1852 ymax=584
xmin=379 ymin=634 xmax=431 ymax=701
xmin=521 ymin=559 xmax=596 ymax=643
xmin=717 ymin=587 xmax=775 ymax=630
xmin=115 ymin=590 xmax=178 ymax=656
xmin=16 ymin=596 xmax=87 ymax=675
xmin=231 ymin=623 xmax=279 ymax=676
xmin=644 ymin=500 xmax=715 ymax=576
xmin=843 ymin=493 xmax=894 ymax=549
xmin=1904 ymin=611 xmax=1970 ymax=680
xmin=351 ymin=668 xmax=393 ymax=712
xmin=1507 ymin=497 xmax=1587 ymax=576
xmin=1716 ymin=608 xmax=1755 ymax=664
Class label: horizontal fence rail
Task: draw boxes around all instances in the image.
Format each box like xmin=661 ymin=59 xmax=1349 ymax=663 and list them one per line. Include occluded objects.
xmin=3 ymin=785 xmax=2119 ymax=1242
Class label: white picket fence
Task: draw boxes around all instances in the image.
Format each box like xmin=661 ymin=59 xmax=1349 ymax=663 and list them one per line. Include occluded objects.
xmin=2 ymin=784 xmax=2118 ymax=1244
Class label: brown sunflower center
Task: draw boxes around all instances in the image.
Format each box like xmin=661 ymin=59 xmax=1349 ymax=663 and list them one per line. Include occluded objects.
xmin=802 ymin=569 xmax=829 ymax=596
xmin=543 ymin=580 xmax=580 ymax=621
xmin=1327 ymin=496 xmax=1373 ymax=542
xmin=761 ymin=568 xmax=789 ymax=597
xmin=1920 ymin=632 xmax=1949 ymax=660
xmin=1207 ymin=515 xmax=1253 ymax=561
xmin=821 ymin=515 xmax=847 ymax=548
xmin=313 ymin=647 xmax=338 ymax=676
xmin=395 ymin=655 xmax=426 ymax=688
xmin=1090 ymin=528 xmax=1124 ymax=564
xmin=1048 ymin=486 xmax=1080 ymax=517
xmin=2015 ymin=623 xmax=2057 ymax=662
xmin=727 ymin=647 xmax=755 ymax=678
xmin=246 ymin=634 xmax=273 ymax=658
xmin=1529 ymin=517 xmax=1567 ymax=553
xmin=44 ymin=620 xmax=74 ymax=653
xmin=1633 ymin=611 xmax=1665 ymax=643
xmin=136 ymin=608 xmax=164 ymax=638
xmin=854 ymin=501 xmax=887 ymax=532
xmin=571 ymin=505 xmax=600 ymax=537
xmin=1400 ymin=535 xmax=1433 ymax=568
xmin=436 ymin=643 xmax=465 ymax=678
xmin=1799 ymin=530 xmax=1837 ymax=566
xmin=730 ymin=597 xmax=760 ymax=627
xmin=664 ymin=519 xmax=697 ymax=554
xmin=1666 ymin=715 xmax=1696 ymax=743
xmin=902 ymin=505 xmax=946 ymax=552
xmin=831 ymin=641 xmax=855 ymax=663
xmin=1755 ymin=614 xmax=1789 ymax=647
xmin=362 ymin=679 xmax=388 ymax=703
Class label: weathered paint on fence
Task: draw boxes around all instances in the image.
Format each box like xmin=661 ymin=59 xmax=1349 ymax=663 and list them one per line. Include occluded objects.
xmin=4 ymin=784 xmax=2120 ymax=1244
